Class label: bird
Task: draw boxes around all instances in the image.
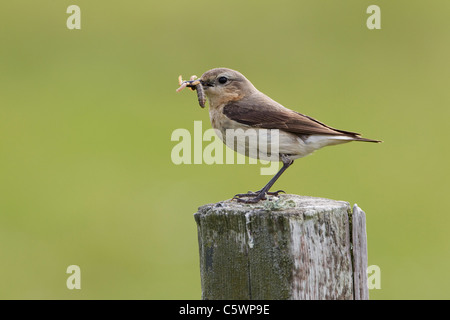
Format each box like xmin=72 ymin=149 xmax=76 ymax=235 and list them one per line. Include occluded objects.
xmin=177 ymin=68 xmax=381 ymax=203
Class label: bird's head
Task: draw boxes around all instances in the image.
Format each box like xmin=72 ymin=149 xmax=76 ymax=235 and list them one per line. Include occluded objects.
xmin=200 ymin=68 xmax=258 ymax=106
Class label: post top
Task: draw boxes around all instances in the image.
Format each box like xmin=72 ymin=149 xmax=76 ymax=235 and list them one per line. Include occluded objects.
xmin=196 ymin=194 xmax=350 ymax=217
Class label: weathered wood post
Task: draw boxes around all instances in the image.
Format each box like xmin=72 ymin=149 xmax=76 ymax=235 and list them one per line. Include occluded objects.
xmin=194 ymin=194 xmax=368 ymax=300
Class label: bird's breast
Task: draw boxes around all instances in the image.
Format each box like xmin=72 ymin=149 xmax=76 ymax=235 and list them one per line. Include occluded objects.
xmin=209 ymin=105 xmax=240 ymax=133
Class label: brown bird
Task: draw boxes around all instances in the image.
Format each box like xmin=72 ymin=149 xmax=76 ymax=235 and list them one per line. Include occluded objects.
xmin=177 ymin=68 xmax=381 ymax=203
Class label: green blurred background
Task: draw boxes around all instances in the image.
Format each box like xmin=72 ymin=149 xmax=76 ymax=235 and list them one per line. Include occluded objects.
xmin=1 ymin=0 xmax=449 ymax=299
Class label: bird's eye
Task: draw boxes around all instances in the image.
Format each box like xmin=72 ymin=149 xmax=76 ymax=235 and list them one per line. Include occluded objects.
xmin=218 ymin=76 xmax=228 ymax=84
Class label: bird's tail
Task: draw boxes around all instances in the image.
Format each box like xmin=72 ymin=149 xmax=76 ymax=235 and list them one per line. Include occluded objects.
xmin=323 ymin=124 xmax=382 ymax=143
xmin=350 ymin=136 xmax=382 ymax=143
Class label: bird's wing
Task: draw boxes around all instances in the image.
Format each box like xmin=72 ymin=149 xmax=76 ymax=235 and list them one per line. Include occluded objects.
xmin=222 ymin=98 xmax=362 ymax=137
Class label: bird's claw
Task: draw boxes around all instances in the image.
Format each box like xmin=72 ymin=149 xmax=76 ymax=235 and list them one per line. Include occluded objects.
xmin=232 ymin=189 xmax=286 ymax=203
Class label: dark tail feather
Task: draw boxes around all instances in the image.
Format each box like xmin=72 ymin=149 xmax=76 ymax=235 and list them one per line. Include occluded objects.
xmin=351 ymin=136 xmax=382 ymax=143
xmin=328 ymin=125 xmax=382 ymax=143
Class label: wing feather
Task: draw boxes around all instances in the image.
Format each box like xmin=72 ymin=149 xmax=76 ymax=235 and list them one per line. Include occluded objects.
xmin=222 ymin=98 xmax=361 ymax=137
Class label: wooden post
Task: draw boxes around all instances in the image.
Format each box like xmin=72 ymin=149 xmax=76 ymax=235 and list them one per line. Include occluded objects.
xmin=194 ymin=194 xmax=369 ymax=300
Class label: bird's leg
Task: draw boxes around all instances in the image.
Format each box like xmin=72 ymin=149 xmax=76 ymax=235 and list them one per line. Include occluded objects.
xmin=233 ymin=155 xmax=294 ymax=203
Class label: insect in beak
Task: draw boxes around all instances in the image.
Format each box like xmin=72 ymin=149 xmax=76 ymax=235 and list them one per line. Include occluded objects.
xmin=176 ymin=75 xmax=206 ymax=108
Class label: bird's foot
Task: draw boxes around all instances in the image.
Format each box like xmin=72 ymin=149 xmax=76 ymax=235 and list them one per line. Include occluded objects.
xmin=232 ymin=189 xmax=285 ymax=203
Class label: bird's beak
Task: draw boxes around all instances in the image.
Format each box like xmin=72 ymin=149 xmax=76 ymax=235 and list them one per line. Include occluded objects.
xmin=200 ymin=80 xmax=214 ymax=88
xmin=185 ymin=81 xmax=198 ymax=89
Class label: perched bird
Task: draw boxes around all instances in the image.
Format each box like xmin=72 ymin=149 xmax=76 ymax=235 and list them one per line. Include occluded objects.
xmin=177 ymin=68 xmax=381 ymax=203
